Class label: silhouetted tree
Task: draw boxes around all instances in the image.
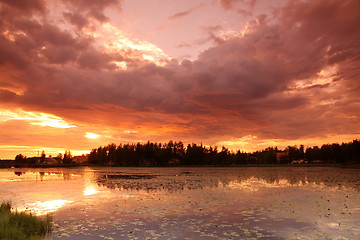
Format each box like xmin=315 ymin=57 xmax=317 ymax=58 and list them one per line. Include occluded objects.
xmin=63 ymin=150 xmax=73 ymax=164
xmin=15 ymin=154 xmax=26 ymax=163
xmin=41 ymin=150 xmax=46 ymax=159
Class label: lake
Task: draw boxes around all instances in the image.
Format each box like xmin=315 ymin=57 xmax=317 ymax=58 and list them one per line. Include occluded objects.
xmin=0 ymin=167 xmax=359 ymax=239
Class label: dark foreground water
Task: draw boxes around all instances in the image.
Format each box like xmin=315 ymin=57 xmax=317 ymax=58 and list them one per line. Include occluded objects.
xmin=0 ymin=167 xmax=359 ymax=239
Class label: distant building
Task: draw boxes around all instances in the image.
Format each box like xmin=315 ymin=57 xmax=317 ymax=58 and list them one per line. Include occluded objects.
xmin=45 ymin=158 xmax=62 ymax=164
xmin=26 ymin=157 xmax=43 ymax=164
xmin=72 ymin=155 xmax=88 ymax=164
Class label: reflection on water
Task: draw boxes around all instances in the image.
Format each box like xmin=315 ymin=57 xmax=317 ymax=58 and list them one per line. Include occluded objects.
xmin=19 ymin=200 xmax=74 ymax=215
xmin=0 ymin=167 xmax=359 ymax=239
xmin=14 ymin=172 xmax=25 ymax=176
xmin=93 ymin=168 xmax=360 ymax=193
xmin=83 ymin=186 xmax=100 ymax=196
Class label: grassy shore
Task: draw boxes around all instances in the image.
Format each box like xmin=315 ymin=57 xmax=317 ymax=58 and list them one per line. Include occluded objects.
xmin=0 ymin=202 xmax=52 ymax=240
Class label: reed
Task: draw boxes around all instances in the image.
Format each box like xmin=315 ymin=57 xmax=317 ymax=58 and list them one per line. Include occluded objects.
xmin=0 ymin=202 xmax=52 ymax=240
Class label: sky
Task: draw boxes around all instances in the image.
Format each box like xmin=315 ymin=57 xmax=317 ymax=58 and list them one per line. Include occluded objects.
xmin=0 ymin=0 xmax=359 ymax=159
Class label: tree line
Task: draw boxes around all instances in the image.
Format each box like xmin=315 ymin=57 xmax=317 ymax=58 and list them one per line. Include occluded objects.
xmin=12 ymin=140 xmax=359 ymax=166
xmin=87 ymin=140 xmax=360 ymax=166
xmin=88 ymin=141 xmax=248 ymax=166
xmin=14 ymin=150 xmax=73 ymax=165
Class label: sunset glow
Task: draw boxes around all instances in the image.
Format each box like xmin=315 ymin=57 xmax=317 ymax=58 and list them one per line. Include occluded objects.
xmin=101 ymin=23 xmax=170 ymax=66
xmin=1 ymin=110 xmax=76 ymax=129
xmin=85 ymin=132 xmax=101 ymax=139
xmin=0 ymin=0 xmax=359 ymax=159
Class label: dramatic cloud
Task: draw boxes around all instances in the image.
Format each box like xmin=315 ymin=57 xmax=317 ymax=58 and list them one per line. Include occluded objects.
xmin=0 ymin=0 xmax=46 ymax=15
xmin=0 ymin=0 xmax=359 ymax=158
xmin=62 ymin=0 xmax=120 ymax=23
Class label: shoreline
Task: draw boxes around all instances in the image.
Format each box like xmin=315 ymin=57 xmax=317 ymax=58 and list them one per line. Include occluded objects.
xmin=1 ymin=163 xmax=359 ymax=169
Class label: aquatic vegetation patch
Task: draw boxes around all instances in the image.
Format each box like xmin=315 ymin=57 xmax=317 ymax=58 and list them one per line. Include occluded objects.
xmin=102 ymin=174 xmax=158 ymax=180
xmin=0 ymin=202 xmax=52 ymax=240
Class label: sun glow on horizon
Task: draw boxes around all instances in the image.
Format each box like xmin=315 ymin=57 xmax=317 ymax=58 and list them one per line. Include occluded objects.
xmin=217 ymin=133 xmax=360 ymax=153
xmin=0 ymin=145 xmax=90 ymax=159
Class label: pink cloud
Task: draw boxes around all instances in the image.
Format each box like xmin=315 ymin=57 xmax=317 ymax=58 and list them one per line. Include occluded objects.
xmin=220 ymin=0 xmax=258 ymax=10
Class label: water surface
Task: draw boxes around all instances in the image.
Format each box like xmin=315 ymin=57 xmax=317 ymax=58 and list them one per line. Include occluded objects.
xmin=0 ymin=167 xmax=359 ymax=239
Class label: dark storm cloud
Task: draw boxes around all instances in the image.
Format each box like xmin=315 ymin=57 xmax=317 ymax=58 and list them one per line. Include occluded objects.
xmin=0 ymin=0 xmax=46 ymax=15
xmin=63 ymin=12 xmax=88 ymax=30
xmin=62 ymin=0 xmax=120 ymax=22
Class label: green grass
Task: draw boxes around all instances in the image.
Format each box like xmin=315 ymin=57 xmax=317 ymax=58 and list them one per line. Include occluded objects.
xmin=0 ymin=202 xmax=52 ymax=240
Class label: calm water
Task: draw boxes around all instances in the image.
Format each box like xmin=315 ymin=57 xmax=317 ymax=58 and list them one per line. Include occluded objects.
xmin=0 ymin=167 xmax=359 ymax=239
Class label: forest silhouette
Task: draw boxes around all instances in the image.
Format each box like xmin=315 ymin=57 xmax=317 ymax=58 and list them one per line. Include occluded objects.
xmin=86 ymin=140 xmax=360 ymax=166
xmin=12 ymin=140 xmax=360 ymax=167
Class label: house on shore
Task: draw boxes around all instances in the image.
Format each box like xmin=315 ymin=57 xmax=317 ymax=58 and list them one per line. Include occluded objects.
xmin=72 ymin=155 xmax=88 ymax=164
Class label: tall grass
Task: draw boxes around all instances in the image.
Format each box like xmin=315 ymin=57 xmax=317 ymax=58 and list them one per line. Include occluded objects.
xmin=0 ymin=202 xmax=52 ymax=240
